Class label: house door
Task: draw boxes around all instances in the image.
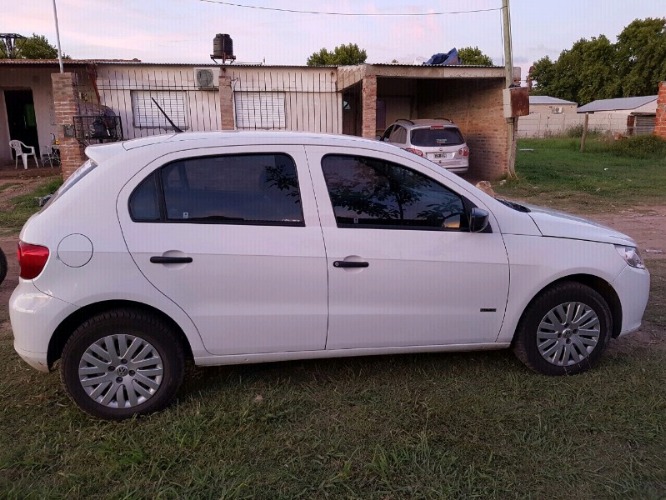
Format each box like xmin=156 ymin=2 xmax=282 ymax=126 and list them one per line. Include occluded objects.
xmin=5 ymin=90 xmax=39 ymax=154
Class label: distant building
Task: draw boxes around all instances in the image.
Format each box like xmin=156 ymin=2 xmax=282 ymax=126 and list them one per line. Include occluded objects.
xmin=578 ymin=96 xmax=658 ymax=136
xmin=529 ymin=96 xmax=577 ymax=115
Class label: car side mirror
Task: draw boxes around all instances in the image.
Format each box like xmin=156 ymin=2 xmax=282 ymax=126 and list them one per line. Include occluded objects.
xmin=469 ymin=207 xmax=490 ymax=233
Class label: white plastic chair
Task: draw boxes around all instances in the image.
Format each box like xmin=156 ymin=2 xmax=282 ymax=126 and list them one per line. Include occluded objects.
xmin=9 ymin=140 xmax=40 ymax=169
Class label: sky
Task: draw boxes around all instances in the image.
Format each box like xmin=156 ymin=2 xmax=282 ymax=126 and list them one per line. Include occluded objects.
xmin=4 ymin=0 xmax=665 ymax=83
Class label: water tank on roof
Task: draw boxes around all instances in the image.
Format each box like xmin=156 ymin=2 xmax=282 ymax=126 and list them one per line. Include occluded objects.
xmin=212 ymin=34 xmax=235 ymax=61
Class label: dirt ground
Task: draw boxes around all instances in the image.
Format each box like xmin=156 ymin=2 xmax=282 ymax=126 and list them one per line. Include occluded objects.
xmin=0 ymin=176 xmax=663 ymax=352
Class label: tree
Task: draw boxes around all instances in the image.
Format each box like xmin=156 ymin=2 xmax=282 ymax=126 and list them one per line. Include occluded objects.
xmin=528 ymin=56 xmax=555 ymax=93
xmin=0 ymin=34 xmax=63 ymax=59
xmin=458 ymin=46 xmax=493 ymax=66
xmin=615 ymin=18 xmax=666 ymax=97
xmin=307 ymin=43 xmax=367 ymax=66
xmin=529 ymin=17 xmax=666 ymax=104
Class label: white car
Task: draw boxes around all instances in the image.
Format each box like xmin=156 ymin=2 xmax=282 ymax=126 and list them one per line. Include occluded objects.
xmin=11 ymin=132 xmax=649 ymax=420
xmin=381 ymin=119 xmax=469 ymax=173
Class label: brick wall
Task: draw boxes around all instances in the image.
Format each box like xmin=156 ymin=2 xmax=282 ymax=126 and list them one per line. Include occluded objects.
xmin=51 ymin=73 xmax=86 ymax=179
xmin=218 ymin=71 xmax=234 ymax=130
xmin=655 ymin=81 xmax=666 ymax=139
xmin=416 ymin=78 xmax=508 ymax=180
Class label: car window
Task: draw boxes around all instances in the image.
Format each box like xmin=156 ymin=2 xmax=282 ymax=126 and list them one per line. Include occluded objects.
xmin=129 ymin=153 xmax=304 ymax=225
xmin=380 ymin=125 xmax=393 ymax=141
xmin=322 ymin=154 xmax=466 ymax=231
xmin=410 ymin=127 xmax=464 ymax=147
xmin=389 ymin=125 xmax=407 ymax=144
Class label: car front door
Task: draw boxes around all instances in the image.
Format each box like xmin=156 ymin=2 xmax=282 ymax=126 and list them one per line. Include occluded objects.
xmin=117 ymin=146 xmax=328 ymax=356
xmin=306 ymin=146 xmax=510 ymax=350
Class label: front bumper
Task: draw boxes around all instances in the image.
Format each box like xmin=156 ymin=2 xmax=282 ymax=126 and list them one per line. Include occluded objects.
xmin=613 ymin=265 xmax=650 ymax=336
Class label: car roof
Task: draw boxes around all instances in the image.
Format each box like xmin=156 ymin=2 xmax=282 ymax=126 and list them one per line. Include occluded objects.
xmin=85 ymin=130 xmax=401 ymax=164
xmin=393 ymin=119 xmax=457 ymax=129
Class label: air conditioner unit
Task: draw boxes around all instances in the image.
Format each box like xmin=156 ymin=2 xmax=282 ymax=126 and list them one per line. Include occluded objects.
xmin=194 ymin=68 xmax=219 ymax=88
xmin=552 ymin=106 xmax=564 ymax=114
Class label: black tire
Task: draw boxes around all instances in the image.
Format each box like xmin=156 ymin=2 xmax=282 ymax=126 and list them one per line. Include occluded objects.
xmin=61 ymin=309 xmax=185 ymax=420
xmin=0 ymin=248 xmax=7 ymax=285
xmin=513 ymin=282 xmax=612 ymax=376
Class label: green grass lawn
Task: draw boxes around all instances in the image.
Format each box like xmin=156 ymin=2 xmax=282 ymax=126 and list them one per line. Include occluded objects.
xmin=495 ymin=136 xmax=666 ymax=211
xmin=0 ymin=141 xmax=664 ymax=498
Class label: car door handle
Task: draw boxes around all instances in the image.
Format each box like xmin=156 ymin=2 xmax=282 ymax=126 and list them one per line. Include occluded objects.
xmin=333 ymin=261 xmax=369 ymax=268
xmin=150 ymin=256 xmax=193 ymax=264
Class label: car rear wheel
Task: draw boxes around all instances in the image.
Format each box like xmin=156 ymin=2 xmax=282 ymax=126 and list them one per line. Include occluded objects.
xmin=513 ymin=282 xmax=612 ymax=376
xmin=61 ymin=309 xmax=184 ymax=420
xmin=0 ymin=248 xmax=7 ymax=285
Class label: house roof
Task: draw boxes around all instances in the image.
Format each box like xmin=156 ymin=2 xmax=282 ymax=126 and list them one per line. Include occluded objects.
xmin=577 ymin=95 xmax=658 ymax=113
xmin=529 ymin=96 xmax=577 ymax=105
xmin=0 ymin=59 xmax=506 ymax=70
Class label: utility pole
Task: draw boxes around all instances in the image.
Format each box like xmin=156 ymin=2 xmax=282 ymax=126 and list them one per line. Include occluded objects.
xmin=502 ymin=0 xmax=518 ymax=179
xmin=52 ymin=0 xmax=64 ymax=73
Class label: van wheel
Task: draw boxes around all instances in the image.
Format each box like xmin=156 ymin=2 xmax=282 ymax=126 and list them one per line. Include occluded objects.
xmin=61 ymin=309 xmax=184 ymax=420
xmin=513 ymin=282 xmax=612 ymax=376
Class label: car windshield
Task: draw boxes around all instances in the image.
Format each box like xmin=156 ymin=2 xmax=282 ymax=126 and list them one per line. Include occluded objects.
xmin=411 ymin=127 xmax=464 ymax=147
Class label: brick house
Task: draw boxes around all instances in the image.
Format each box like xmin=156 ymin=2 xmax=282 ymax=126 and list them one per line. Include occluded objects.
xmin=1 ymin=59 xmax=525 ymax=179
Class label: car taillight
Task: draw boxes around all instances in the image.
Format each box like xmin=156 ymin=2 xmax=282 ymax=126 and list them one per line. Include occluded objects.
xmin=17 ymin=241 xmax=49 ymax=280
xmin=405 ymin=148 xmax=424 ymax=157
xmin=458 ymin=146 xmax=470 ymax=157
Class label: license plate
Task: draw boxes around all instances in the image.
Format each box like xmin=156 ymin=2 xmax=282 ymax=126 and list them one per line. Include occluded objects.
xmin=434 ymin=153 xmax=449 ymax=159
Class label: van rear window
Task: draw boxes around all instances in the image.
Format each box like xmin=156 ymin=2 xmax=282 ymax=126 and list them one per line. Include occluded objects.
xmin=411 ymin=128 xmax=464 ymax=147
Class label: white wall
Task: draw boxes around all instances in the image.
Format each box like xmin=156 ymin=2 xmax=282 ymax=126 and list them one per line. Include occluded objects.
xmin=95 ymin=65 xmax=342 ymax=138
xmin=518 ymin=112 xmax=631 ymax=138
xmin=0 ymin=67 xmax=60 ymax=162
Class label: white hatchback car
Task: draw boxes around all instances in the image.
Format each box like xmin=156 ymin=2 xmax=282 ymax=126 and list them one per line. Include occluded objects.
xmin=11 ymin=132 xmax=649 ymax=420
xmin=381 ymin=119 xmax=469 ymax=173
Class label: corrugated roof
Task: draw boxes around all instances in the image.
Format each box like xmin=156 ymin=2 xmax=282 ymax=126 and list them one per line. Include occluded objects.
xmin=0 ymin=59 xmax=506 ymax=69
xmin=577 ymin=95 xmax=657 ymax=113
xmin=529 ymin=96 xmax=577 ymax=105
xmin=0 ymin=58 xmax=144 ymax=66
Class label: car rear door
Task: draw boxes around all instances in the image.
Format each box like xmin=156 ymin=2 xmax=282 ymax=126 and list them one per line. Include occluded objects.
xmin=117 ymin=145 xmax=328 ymax=356
xmin=306 ymin=145 xmax=510 ymax=350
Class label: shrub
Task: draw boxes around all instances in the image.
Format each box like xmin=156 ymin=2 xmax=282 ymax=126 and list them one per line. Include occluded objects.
xmin=610 ymin=134 xmax=666 ymax=158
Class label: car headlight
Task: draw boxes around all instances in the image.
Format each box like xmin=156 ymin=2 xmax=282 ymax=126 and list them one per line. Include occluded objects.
xmin=615 ymin=245 xmax=645 ymax=269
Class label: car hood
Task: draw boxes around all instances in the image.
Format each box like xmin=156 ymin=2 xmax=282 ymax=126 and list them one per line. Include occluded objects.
xmin=526 ymin=204 xmax=636 ymax=246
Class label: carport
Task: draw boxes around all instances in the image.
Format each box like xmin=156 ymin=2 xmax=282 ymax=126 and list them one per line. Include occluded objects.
xmin=338 ymin=64 xmax=523 ymax=179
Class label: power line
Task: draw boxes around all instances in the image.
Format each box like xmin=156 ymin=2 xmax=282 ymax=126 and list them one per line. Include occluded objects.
xmin=197 ymin=0 xmax=502 ymax=16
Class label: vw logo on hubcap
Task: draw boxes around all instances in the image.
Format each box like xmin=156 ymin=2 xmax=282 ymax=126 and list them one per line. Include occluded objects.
xmin=116 ymin=365 xmax=129 ymax=377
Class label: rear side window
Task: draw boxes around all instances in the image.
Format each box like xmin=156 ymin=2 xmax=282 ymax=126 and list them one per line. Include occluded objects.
xmin=410 ymin=127 xmax=464 ymax=147
xmin=129 ymin=153 xmax=304 ymax=226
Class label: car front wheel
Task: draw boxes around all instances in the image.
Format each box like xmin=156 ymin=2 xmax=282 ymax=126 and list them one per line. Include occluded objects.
xmin=61 ymin=309 xmax=185 ymax=420
xmin=513 ymin=282 xmax=612 ymax=376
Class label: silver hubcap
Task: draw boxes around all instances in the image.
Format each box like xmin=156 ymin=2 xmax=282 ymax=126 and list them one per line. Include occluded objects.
xmin=78 ymin=334 xmax=164 ymax=409
xmin=536 ymin=301 xmax=600 ymax=366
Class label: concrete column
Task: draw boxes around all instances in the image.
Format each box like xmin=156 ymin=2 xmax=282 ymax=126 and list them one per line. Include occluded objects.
xmin=51 ymin=72 xmax=86 ymax=180
xmin=219 ymin=72 xmax=235 ymax=130
xmin=361 ymin=75 xmax=377 ymax=139
xmin=655 ymin=81 xmax=666 ymax=139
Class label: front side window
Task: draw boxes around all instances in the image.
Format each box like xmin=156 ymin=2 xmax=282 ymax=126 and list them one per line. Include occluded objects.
xmin=129 ymin=153 xmax=303 ymax=225
xmin=322 ymin=155 xmax=466 ymax=230
xmin=389 ymin=125 xmax=407 ymax=144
